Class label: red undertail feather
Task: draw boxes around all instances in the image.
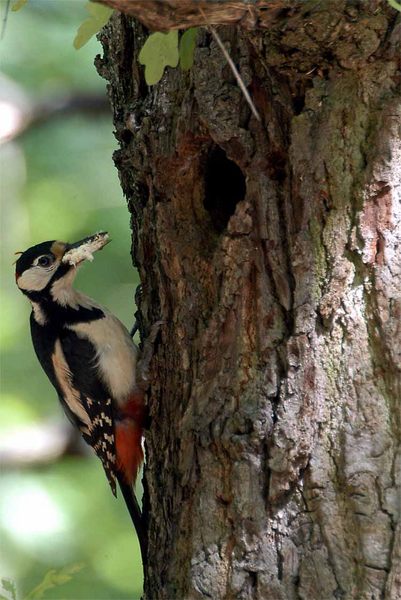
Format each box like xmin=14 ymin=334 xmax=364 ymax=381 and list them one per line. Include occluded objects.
xmin=115 ymin=392 xmax=145 ymax=485
xmin=115 ymin=421 xmax=143 ymax=484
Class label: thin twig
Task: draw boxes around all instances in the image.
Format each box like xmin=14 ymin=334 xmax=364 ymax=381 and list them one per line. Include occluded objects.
xmin=199 ymin=7 xmax=261 ymax=122
xmin=1 ymin=0 xmax=11 ymax=40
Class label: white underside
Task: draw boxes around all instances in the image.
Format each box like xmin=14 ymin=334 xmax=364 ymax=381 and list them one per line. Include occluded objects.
xmin=68 ymin=313 xmax=138 ymax=404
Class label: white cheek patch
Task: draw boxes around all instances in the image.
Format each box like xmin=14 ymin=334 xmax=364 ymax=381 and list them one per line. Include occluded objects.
xmin=17 ymin=266 xmax=56 ymax=292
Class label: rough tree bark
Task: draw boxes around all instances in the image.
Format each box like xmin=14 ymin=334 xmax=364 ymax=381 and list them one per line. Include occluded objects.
xmin=96 ymin=1 xmax=401 ymax=598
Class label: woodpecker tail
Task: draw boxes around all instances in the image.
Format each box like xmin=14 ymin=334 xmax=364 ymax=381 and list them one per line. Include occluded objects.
xmin=115 ymin=423 xmax=147 ymax=565
xmin=118 ymin=477 xmax=147 ymax=565
xmin=115 ymin=393 xmax=147 ymax=565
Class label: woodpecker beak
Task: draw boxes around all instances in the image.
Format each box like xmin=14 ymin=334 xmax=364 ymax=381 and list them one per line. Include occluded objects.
xmin=66 ymin=231 xmax=110 ymax=251
xmin=62 ymin=232 xmax=110 ymax=267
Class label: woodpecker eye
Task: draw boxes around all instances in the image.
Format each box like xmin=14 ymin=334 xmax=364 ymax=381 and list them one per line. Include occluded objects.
xmin=37 ymin=255 xmax=52 ymax=267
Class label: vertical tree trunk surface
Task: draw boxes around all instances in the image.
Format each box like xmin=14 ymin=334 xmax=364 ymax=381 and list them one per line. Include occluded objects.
xmin=97 ymin=1 xmax=401 ymax=598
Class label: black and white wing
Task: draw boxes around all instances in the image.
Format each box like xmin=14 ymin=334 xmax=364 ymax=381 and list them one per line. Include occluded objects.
xmin=54 ymin=327 xmax=117 ymax=495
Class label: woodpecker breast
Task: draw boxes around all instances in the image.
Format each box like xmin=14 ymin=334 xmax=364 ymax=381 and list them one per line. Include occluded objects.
xmin=67 ymin=312 xmax=138 ymax=404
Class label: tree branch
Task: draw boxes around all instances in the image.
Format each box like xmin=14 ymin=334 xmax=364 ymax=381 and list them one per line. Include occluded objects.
xmin=95 ymin=0 xmax=294 ymax=31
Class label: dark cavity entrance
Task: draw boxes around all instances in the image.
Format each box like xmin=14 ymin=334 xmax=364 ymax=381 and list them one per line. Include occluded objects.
xmin=204 ymin=146 xmax=246 ymax=233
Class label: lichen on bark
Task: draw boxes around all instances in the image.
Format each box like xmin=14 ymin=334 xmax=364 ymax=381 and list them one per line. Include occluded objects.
xmin=97 ymin=1 xmax=401 ymax=598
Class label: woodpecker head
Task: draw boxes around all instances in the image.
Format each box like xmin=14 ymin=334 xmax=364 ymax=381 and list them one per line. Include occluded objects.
xmin=15 ymin=232 xmax=109 ymax=298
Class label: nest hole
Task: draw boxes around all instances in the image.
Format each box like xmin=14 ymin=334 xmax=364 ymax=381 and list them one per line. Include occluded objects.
xmin=204 ymin=146 xmax=246 ymax=233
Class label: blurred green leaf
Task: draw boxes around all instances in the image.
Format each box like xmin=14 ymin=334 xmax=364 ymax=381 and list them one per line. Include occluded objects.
xmin=73 ymin=2 xmax=113 ymax=50
xmin=388 ymin=0 xmax=401 ymax=10
xmin=1 ymin=578 xmax=16 ymax=600
xmin=24 ymin=564 xmax=84 ymax=600
xmin=0 ymin=394 xmax=39 ymax=430
xmin=138 ymin=31 xmax=179 ymax=85
xmin=11 ymin=0 xmax=28 ymax=12
xmin=179 ymin=28 xmax=198 ymax=71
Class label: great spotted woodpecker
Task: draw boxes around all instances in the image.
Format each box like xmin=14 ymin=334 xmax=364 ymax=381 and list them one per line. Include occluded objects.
xmin=15 ymin=232 xmax=153 ymax=563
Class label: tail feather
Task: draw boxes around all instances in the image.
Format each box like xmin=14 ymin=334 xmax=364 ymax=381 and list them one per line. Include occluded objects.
xmin=115 ymin=394 xmax=147 ymax=564
xmin=118 ymin=477 xmax=147 ymax=565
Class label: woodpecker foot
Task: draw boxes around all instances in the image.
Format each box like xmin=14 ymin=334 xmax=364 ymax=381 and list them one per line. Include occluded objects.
xmin=137 ymin=320 xmax=164 ymax=390
xmin=130 ymin=284 xmax=143 ymax=338
xmin=130 ymin=321 xmax=138 ymax=338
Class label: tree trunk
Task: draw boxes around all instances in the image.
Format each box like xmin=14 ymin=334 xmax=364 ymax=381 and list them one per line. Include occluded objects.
xmin=97 ymin=2 xmax=401 ymax=598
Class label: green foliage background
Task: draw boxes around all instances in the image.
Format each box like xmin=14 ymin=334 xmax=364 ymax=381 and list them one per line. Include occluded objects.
xmin=0 ymin=1 xmax=142 ymax=598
